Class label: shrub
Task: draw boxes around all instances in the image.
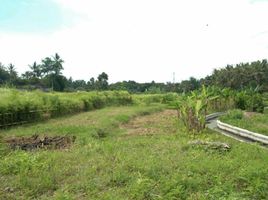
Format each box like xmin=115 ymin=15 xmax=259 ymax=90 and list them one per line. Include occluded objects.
xmin=82 ymin=98 xmax=94 ymax=111
xmin=92 ymin=128 xmax=109 ymax=139
xmin=177 ymin=86 xmax=211 ymax=132
xmin=235 ymin=91 xmax=264 ymax=112
xmin=162 ymin=93 xmax=178 ymax=104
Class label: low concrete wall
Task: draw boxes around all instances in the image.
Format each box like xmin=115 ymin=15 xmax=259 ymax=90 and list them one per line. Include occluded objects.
xmin=217 ymin=120 xmax=268 ymax=145
xmin=206 ymin=112 xmax=225 ymax=122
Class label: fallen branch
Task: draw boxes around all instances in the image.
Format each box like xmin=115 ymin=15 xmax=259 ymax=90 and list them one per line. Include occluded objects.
xmin=188 ymin=140 xmax=231 ymax=151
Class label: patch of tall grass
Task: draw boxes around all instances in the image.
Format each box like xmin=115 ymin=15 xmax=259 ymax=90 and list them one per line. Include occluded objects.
xmin=0 ymin=89 xmax=133 ymax=126
xmin=133 ymin=93 xmax=179 ymax=105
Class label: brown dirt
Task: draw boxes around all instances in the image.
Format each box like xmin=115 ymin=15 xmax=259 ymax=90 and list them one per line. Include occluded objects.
xmin=121 ymin=109 xmax=178 ymax=136
xmin=4 ymin=135 xmax=76 ymax=151
xmin=243 ymin=111 xmax=258 ymax=118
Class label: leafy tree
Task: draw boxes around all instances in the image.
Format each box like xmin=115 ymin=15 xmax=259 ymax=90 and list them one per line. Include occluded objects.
xmin=109 ymin=80 xmax=141 ymax=93
xmin=0 ymin=63 xmax=9 ymax=84
xmin=73 ymin=80 xmax=87 ymax=90
xmin=204 ymin=59 xmax=268 ymax=92
xmin=7 ymin=63 xmax=18 ymax=84
xmin=41 ymin=57 xmax=54 ymax=76
xmin=21 ymin=71 xmax=34 ymax=80
xmin=87 ymin=77 xmax=96 ymax=90
xmin=96 ymin=72 xmax=109 ymax=90
xmin=40 ymin=53 xmax=65 ymax=91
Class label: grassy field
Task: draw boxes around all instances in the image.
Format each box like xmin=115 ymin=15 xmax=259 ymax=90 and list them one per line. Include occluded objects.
xmin=1 ymin=104 xmax=268 ymax=199
xmin=220 ymin=109 xmax=268 ymax=136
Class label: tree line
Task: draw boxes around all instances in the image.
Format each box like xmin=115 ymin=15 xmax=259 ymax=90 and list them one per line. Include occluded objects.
xmin=201 ymin=59 xmax=268 ymax=92
xmin=1 ymin=54 xmax=268 ymax=93
xmin=110 ymin=59 xmax=268 ymax=93
xmin=0 ymin=53 xmax=109 ymax=92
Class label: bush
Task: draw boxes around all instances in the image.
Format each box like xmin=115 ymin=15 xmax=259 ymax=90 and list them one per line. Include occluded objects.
xmin=92 ymin=128 xmax=109 ymax=139
xmin=82 ymin=98 xmax=94 ymax=111
xmin=235 ymin=91 xmax=264 ymax=112
xmin=161 ymin=93 xmax=178 ymax=104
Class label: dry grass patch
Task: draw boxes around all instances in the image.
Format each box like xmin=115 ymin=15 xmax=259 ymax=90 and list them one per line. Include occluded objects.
xmin=243 ymin=111 xmax=258 ymax=118
xmin=121 ymin=109 xmax=178 ymax=136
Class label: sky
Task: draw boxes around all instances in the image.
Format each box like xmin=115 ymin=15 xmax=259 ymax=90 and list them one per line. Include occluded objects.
xmin=1 ymin=0 xmax=268 ymax=83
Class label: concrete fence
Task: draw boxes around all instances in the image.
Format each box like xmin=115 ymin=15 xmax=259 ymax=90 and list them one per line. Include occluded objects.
xmin=205 ymin=112 xmax=225 ymax=122
xmin=217 ymin=120 xmax=268 ymax=145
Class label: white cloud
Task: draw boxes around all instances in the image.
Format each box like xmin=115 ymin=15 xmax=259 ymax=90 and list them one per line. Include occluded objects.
xmin=1 ymin=0 xmax=268 ymax=83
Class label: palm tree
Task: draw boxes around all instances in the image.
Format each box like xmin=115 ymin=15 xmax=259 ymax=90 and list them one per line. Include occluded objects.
xmin=7 ymin=63 xmax=18 ymax=84
xmin=41 ymin=54 xmax=64 ymax=91
xmin=0 ymin=63 xmax=9 ymax=84
xmin=41 ymin=57 xmax=53 ymax=76
xmin=22 ymin=71 xmax=34 ymax=80
xmin=29 ymin=62 xmax=42 ymax=78
xmin=52 ymin=53 xmax=64 ymax=75
xmin=7 ymin=63 xmax=16 ymax=75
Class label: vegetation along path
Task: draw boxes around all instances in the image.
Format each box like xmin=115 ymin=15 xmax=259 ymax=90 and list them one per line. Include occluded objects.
xmin=206 ymin=114 xmax=268 ymax=148
xmin=207 ymin=116 xmax=256 ymax=144
xmin=1 ymin=105 xmax=268 ymax=199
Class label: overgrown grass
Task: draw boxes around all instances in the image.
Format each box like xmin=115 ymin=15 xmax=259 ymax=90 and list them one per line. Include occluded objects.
xmin=0 ymin=89 xmax=133 ymax=127
xmin=220 ymin=109 xmax=268 ymax=136
xmin=0 ymin=89 xmax=180 ymax=128
xmin=132 ymin=93 xmax=179 ymax=106
xmin=1 ymin=105 xmax=268 ymax=199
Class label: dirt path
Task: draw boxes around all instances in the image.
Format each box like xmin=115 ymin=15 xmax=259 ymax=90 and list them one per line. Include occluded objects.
xmin=121 ymin=109 xmax=178 ymax=136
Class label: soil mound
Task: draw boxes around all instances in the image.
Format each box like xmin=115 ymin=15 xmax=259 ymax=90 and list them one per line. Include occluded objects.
xmin=5 ymin=135 xmax=76 ymax=150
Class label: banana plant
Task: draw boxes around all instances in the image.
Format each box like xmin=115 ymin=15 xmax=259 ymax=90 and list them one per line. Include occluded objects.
xmin=177 ymin=85 xmax=215 ymax=132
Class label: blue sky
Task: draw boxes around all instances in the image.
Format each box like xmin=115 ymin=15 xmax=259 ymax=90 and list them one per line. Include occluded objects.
xmin=0 ymin=0 xmax=66 ymax=33
xmin=1 ymin=0 xmax=268 ymax=83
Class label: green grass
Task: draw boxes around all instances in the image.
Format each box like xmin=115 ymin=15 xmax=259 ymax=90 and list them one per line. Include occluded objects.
xmin=0 ymin=89 xmax=134 ymax=127
xmin=0 ymin=88 xmax=180 ymax=128
xmin=0 ymin=105 xmax=268 ymax=199
xmin=132 ymin=93 xmax=179 ymax=105
xmin=220 ymin=109 xmax=268 ymax=136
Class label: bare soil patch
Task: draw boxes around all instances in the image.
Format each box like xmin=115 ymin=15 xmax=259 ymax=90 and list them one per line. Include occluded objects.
xmin=5 ymin=135 xmax=76 ymax=150
xmin=243 ymin=111 xmax=258 ymax=118
xmin=121 ymin=109 xmax=177 ymax=136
